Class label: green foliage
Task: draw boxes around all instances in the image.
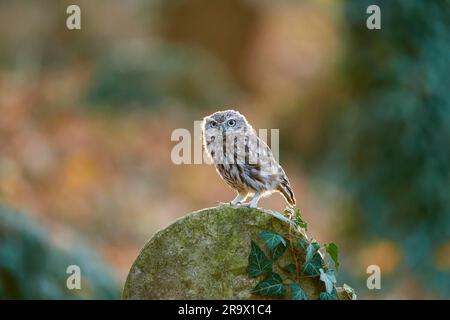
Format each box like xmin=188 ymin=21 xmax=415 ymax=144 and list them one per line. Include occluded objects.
xmin=270 ymin=243 xmax=287 ymax=260
xmin=321 ymin=0 xmax=450 ymax=297
xmin=259 ymin=231 xmax=288 ymax=260
xmin=319 ymin=268 xmax=337 ymax=294
xmin=0 ymin=204 xmax=120 ymax=299
xmin=305 ymin=241 xmax=320 ymax=263
xmin=297 ymin=237 xmax=308 ymax=250
xmin=247 ymin=241 xmax=272 ymax=278
xmin=291 ymin=209 xmax=308 ymax=231
xmin=302 ymin=253 xmax=322 ymax=277
xmin=247 ymin=209 xmax=350 ymax=300
xmin=290 ymin=283 xmax=308 ymax=300
xmin=252 ymin=272 xmax=286 ymax=297
xmin=319 ymin=288 xmax=338 ymax=300
xmin=259 ymin=230 xmax=287 ymax=250
xmin=302 ymin=240 xmax=323 ymax=276
xmin=325 ymin=242 xmax=339 ymax=271
xmin=284 ymin=263 xmax=296 ymax=275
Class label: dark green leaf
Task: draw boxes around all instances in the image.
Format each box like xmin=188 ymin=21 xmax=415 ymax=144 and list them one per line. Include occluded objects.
xmin=297 ymin=237 xmax=308 ymax=250
xmin=259 ymin=231 xmax=287 ymax=251
xmin=319 ymin=288 xmax=338 ymax=300
xmin=290 ymin=283 xmax=308 ymax=300
xmin=305 ymin=241 xmax=320 ymax=263
xmin=294 ymin=210 xmax=308 ymax=231
xmin=271 ymin=242 xmax=287 ymax=260
xmin=247 ymin=240 xmax=272 ymax=278
xmin=259 ymin=231 xmax=287 ymax=261
xmin=302 ymin=253 xmax=322 ymax=276
xmin=319 ymin=268 xmax=336 ymax=294
xmin=252 ymin=272 xmax=286 ymax=297
xmin=325 ymin=242 xmax=340 ymax=271
xmin=284 ymin=263 xmax=296 ymax=275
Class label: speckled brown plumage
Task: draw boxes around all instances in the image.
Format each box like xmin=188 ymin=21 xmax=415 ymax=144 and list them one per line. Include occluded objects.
xmin=202 ymin=110 xmax=296 ymax=208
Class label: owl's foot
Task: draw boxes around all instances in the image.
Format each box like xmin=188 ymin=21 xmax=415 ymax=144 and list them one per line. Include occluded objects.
xmin=216 ymin=201 xmax=231 ymax=207
xmin=216 ymin=201 xmax=250 ymax=208
xmin=216 ymin=201 xmax=257 ymax=208
xmin=230 ymin=192 xmax=250 ymax=207
xmin=220 ymin=201 xmax=246 ymax=208
xmin=245 ymin=192 xmax=262 ymax=209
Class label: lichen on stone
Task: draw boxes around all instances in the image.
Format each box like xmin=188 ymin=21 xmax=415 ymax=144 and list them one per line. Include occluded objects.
xmin=123 ymin=206 xmax=351 ymax=300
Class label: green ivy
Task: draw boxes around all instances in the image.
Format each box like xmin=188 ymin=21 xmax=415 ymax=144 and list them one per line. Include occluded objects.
xmin=247 ymin=208 xmax=353 ymax=300
xmin=290 ymin=283 xmax=308 ymax=300
xmin=320 ymin=288 xmax=338 ymax=300
xmin=252 ymin=272 xmax=286 ymax=297
xmin=325 ymin=242 xmax=339 ymax=271
xmin=247 ymin=240 xmax=272 ymax=278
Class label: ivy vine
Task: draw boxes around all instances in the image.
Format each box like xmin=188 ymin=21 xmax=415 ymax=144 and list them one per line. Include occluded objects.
xmin=247 ymin=208 xmax=356 ymax=300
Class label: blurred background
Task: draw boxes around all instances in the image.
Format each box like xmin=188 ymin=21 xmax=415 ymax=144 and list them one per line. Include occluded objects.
xmin=0 ymin=0 xmax=449 ymax=299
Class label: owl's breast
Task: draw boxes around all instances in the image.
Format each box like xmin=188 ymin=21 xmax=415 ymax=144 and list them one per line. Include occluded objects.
xmin=203 ymin=132 xmax=224 ymax=161
xmin=215 ymin=163 xmax=248 ymax=192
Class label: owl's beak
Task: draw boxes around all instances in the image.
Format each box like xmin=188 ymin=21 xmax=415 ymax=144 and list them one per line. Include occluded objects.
xmin=219 ymin=124 xmax=226 ymax=133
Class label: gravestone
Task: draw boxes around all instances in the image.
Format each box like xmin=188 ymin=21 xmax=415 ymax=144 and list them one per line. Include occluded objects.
xmin=123 ymin=206 xmax=352 ymax=300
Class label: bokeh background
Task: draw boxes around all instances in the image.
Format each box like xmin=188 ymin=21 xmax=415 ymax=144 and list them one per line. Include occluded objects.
xmin=0 ymin=0 xmax=449 ymax=299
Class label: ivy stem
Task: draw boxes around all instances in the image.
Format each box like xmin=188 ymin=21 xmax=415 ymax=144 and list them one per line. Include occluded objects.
xmin=287 ymin=212 xmax=301 ymax=283
xmin=277 ymin=257 xmax=317 ymax=280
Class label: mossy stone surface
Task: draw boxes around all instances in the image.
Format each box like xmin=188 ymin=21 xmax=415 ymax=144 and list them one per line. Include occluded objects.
xmin=123 ymin=206 xmax=349 ymax=300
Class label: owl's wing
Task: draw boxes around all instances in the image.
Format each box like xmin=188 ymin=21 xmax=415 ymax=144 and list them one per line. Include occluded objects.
xmin=254 ymin=135 xmax=296 ymax=204
xmin=253 ymin=134 xmax=280 ymax=174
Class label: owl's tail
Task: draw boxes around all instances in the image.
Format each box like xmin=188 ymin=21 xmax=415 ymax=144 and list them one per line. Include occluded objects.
xmin=278 ymin=179 xmax=296 ymax=207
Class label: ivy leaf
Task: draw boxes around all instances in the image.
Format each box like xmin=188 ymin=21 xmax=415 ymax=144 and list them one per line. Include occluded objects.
xmin=325 ymin=242 xmax=340 ymax=271
xmin=247 ymin=240 xmax=272 ymax=278
xmin=319 ymin=288 xmax=338 ymax=300
xmin=252 ymin=272 xmax=286 ymax=297
xmin=290 ymin=283 xmax=308 ymax=300
xmin=294 ymin=209 xmax=308 ymax=231
xmin=302 ymin=253 xmax=322 ymax=276
xmin=284 ymin=263 xmax=296 ymax=275
xmin=319 ymin=268 xmax=336 ymax=294
xmin=259 ymin=231 xmax=287 ymax=260
xmin=305 ymin=241 xmax=321 ymax=263
xmin=271 ymin=242 xmax=287 ymax=260
xmin=297 ymin=237 xmax=308 ymax=250
xmin=259 ymin=231 xmax=287 ymax=251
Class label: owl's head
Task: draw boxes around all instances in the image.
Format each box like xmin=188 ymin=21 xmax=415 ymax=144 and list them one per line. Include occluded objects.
xmin=202 ymin=110 xmax=249 ymax=135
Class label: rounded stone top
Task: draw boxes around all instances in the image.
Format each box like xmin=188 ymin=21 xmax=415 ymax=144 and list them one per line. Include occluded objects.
xmin=123 ymin=206 xmax=350 ymax=300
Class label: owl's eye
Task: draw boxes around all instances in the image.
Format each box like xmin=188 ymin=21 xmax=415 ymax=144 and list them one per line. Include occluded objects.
xmin=227 ymin=119 xmax=236 ymax=127
xmin=210 ymin=121 xmax=217 ymax=128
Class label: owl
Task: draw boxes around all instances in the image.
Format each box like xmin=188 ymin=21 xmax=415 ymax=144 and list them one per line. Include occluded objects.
xmin=202 ymin=110 xmax=296 ymax=208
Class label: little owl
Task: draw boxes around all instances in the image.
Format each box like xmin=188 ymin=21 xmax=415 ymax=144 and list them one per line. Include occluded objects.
xmin=202 ymin=110 xmax=296 ymax=208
